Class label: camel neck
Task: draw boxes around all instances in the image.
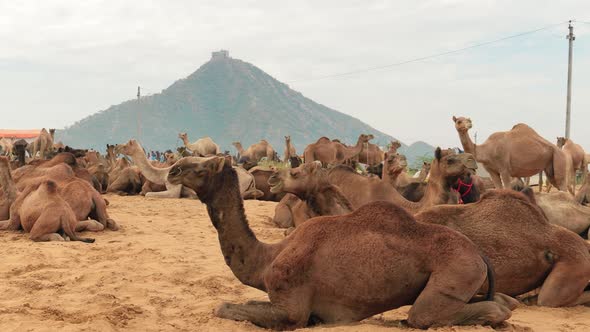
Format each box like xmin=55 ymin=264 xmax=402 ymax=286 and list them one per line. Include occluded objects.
xmin=129 ymin=148 xmax=169 ymax=184
xmin=342 ymin=137 xmax=364 ymax=160
xmin=457 ymin=130 xmax=476 ymax=156
xmin=181 ymin=137 xmax=190 ymax=147
xmin=203 ymin=166 xmax=271 ymax=292
xmin=234 ymin=144 xmax=244 ymax=155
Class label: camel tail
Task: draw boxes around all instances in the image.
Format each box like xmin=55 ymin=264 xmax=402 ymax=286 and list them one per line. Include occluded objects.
xmin=60 ymin=216 xmax=95 ymax=244
xmin=481 ymin=253 xmax=496 ymax=301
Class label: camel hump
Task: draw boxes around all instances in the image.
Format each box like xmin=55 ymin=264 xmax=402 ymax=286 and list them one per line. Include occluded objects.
xmin=352 ymin=201 xmax=416 ymax=225
xmin=480 ymin=189 xmax=534 ymax=205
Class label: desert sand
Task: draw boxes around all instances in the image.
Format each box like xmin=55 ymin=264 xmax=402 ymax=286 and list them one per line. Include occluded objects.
xmin=0 ymin=194 xmax=588 ymax=332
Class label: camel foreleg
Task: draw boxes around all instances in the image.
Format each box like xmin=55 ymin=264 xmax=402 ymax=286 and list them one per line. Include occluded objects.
xmin=76 ymin=220 xmax=105 ymax=232
xmin=145 ymin=183 xmax=182 ymax=198
xmin=215 ymin=300 xmax=309 ymax=330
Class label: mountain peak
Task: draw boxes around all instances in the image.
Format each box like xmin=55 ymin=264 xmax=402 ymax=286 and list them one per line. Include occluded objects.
xmin=59 ymin=52 xmax=425 ymax=160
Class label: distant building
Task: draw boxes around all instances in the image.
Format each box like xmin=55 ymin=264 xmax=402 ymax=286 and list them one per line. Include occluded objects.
xmin=0 ymin=129 xmax=41 ymax=143
xmin=211 ymin=50 xmax=230 ymax=60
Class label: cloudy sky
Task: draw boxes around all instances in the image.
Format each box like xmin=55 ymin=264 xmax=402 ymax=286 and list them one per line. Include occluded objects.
xmin=2 ymin=1 xmax=590 ymax=149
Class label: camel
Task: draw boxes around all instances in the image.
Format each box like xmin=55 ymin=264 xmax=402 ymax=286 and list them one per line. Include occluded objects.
xmin=303 ymin=134 xmax=371 ymax=166
xmin=388 ymin=140 xmax=402 ymax=153
xmin=0 ymin=157 xmax=17 ymax=220
xmin=557 ymin=137 xmax=586 ymax=194
xmin=178 ymin=133 xmax=220 ymax=157
xmin=107 ymin=157 xmax=143 ymax=196
xmin=1 ymin=180 xmax=96 ymax=242
xmin=248 ymin=166 xmax=285 ymax=202
xmin=8 ymin=156 xmax=118 ymax=232
xmin=167 ymin=156 xmax=512 ymax=330
xmin=356 ymin=134 xmax=384 ymax=166
xmin=269 ymin=148 xmax=477 ymax=228
xmin=0 ymin=137 xmax=13 ymax=156
xmin=283 ymin=136 xmax=297 ymax=162
xmin=232 ymin=140 xmax=275 ymax=163
xmin=116 ymin=140 xmax=260 ymax=199
xmin=416 ymin=189 xmax=590 ymax=307
xmin=453 ymin=116 xmax=567 ymax=191
xmin=12 ymin=139 xmax=27 ymax=168
xmin=30 ymin=128 xmax=54 ymax=159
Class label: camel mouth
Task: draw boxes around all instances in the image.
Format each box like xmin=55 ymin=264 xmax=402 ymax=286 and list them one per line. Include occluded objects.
xmin=267 ymin=174 xmax=284 ymax=193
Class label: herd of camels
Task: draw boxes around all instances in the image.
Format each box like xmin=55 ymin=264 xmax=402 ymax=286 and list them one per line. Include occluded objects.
xmin=0 ymin=116 xmax=589 ymax=330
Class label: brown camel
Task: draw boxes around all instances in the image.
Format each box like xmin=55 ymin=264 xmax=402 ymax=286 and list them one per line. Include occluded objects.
xmin=107 ymin=157 xmax=143 ymax=196
xmin=356 ymin=134 xmax=384 ymax=166
xmin=303 ymin=134 xmax=371 ymax=166
xmin=388 ymin=140 xmax=402 ymax=153
xmin=271 ymin=193 xmax=310 ymax=229
xmin=232 ymin=140 xmax=275 ymax=162
xmin=9 ymin=158 xmax=118 ymax=231
xmin=167 ymin=156 xmax=511 ymax=330
xmin=417 ymin=189 xmax=590 ymax=306
xmin=0 ymin=180 xmax=95 ymax=242
xmin=384 ymin=155 xmax=431 ymax=202
xmin=178 ymin=133 xmax=220 ymax=156
xmin=248 ymin=166 xmax=285 ymax=202
xmin=453 ymin=116 xmax=567 ymax=191
xmin=30 ymin=128 xmax=54 ymax=159
xmin=283 ymin=136 xmax=297 ymax=162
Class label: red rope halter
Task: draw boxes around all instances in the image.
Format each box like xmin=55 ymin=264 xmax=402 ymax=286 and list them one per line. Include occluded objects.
xmin=452 ymin=178 xmax=473 ymax=204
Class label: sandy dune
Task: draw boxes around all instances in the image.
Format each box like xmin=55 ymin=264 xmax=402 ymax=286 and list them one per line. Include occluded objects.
xmin=0 ymin=195 xmax=588 ymax=331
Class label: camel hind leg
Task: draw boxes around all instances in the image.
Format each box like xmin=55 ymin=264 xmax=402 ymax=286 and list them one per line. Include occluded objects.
xmin=407 ymin=260 xmax=511 ymax=328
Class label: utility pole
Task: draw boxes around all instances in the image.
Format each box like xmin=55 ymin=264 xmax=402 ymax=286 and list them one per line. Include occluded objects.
xmin=137 ymin=86 xmax=141 ymax=142
xmin=565 ymin=20 xmax=575 ymax=139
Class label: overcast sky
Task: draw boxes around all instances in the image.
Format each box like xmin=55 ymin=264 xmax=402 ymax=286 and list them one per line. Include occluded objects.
xmin=2 ymin=1 xmax=590 ymax=150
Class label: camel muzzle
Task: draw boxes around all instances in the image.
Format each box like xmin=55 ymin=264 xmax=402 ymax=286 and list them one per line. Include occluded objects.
xmin=267 ymin=173 xmax=284 ymax=193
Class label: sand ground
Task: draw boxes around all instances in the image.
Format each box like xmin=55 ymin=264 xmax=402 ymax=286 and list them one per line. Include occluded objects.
xmin=0 ymin=195 xmax=588 ymax=331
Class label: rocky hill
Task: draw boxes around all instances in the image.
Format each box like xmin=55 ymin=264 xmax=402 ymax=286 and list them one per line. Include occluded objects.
xmin=58 ymin=51 xmax=433 ymax=163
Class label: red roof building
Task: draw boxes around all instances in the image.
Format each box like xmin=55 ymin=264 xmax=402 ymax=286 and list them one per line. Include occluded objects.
xmin=0 ymin=129 xmax=41 ymax=139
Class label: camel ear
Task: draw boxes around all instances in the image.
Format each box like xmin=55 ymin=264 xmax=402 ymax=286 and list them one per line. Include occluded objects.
xmin=452 ymin=116 xmax=457 ymax=122
xmin=207 ymin=157 xmax=225 ymax=173
xmin=435 ymin=147 xmax=442 ymax=160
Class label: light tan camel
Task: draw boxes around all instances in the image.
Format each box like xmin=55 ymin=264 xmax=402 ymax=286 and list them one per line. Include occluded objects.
xmin=0 ymin=138 xmax=13 ymax=156
xmin=178 ymin=133 xmax=220 ymax=156
xmin=0 ymin=157 xmax=17 ymax=220
xmin=283 ymin=136 xmax=297 ymax=162
xmin=453 ymin=116 xmax=567 ymax=191
xmin=0 ymin=180 xmax=95 ymax=242
xmin=167 ymin=156 xmax=512 ymax=330
xmin=232 ymin=140 xmax=275 ymax=162
xmin=535 ymin=192 xmax=590 ymax=238
xmin=417 ymin=189 xmax=590 ymax=306
xmin=303 ymin=134 xmax=371 ymax=166
xmin=107 ymin=157 xmax=143 ymax=195
xmin=357 ymin=134 xmax=384 ymax=166
xmin=557 ymin=137 xmax=586 ymax=194
xmin=31 ymin=128 xmax=54 ymax=159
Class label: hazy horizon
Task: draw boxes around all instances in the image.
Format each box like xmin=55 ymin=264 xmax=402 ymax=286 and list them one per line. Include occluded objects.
xmin=2 ymin=1 xmax=590 ymax=149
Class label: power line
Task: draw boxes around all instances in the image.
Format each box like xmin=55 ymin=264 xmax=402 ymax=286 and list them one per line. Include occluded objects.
xmin=288 ymin=21 xmax=569 ymax=84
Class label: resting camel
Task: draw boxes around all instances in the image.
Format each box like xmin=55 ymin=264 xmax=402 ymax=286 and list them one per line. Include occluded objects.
xmin=0 ymin=138 xmax=13 ymax=156
xmin=417 ymin=189 xmax=590 ymax=307
xmin=248 ymin=166 xmax=285 ymax=202
xmin=107 ymin=157 xmax=143 ymax=195
xmin=178 ymin=133 xmax=220 ymax=157
xmin=453 ymin=116 xmax=567 ymax=191
xmin=303 ymin=134 xmax=372 ymax=166
xmin=8 ymin=158 xmax=118 ymax=232
xmin=269 ymin=148 xmax=477 ymax=228
xmin=167 ymin=156 xmax=512 ymax=330
xmin=0 ymin=157 xmax=17 ymax=220
xmin=30 ymin=128 xmax=54 ymax=159
xmin=0 ymin=180 xmax=96 ymax=242
xmin=232 ymin=140 xmax=275 ymax=162
xmin=356 ymin=134 xmax=384 ymax=166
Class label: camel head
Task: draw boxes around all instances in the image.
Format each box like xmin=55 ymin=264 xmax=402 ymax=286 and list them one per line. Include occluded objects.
xmin=268 ymin=161 xmax=325 ymax=195
xmin=421 ymin=161 xmax=432 ymax=175
xmin=367 ymin=134 xmax=375 ymax=141
xmin=49 ymin=128 xmax=56 ymax=135
xmin=432 ymin=147 xmax=477 ymax=181
xmin=452 ymin=116 xmax=472 ymax=133
xmin=556 ymin=137 xmax=568 ymax=148
xmin=388 ymin=141 xmax=401 ymax=153
xmin=167 ymin=156 xmax=226 ymax=195
xmin=164 ymin=152 xmax=177 ymax=165
xmin=285 ymin=136 xmax=291 ymax=143
xmin=358 ymin=134 xmax=372 ymax=144
xmin=114 ymin=140 xmax=143 ymax=156
xmin=384 ymin=152 xmax=408 ymax=176
xmin=232 ymin=141 xmax=242 ymax=148
xmin=178 ymin=132 xmax=188 ymax=140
